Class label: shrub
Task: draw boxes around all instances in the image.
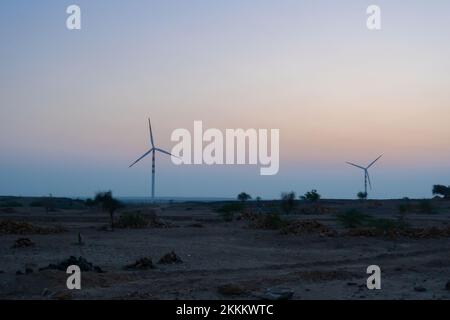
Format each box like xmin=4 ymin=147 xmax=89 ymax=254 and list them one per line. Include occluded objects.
xmin=217 ymin=203 xmax=244 ymax=222
xmin=366 ymin=218 xmax=407 ymax=232
xmin=280 ymin=192 xmax=296 ymax=213
xmin=300 ymin=190 xmax=321 ymax=202
xmin=398 ymin=203 xmax=413 ymax=214
xmin=337 ymin=209 xmax=370 ymax=229
xmin=116 ymin=212 xmax=148 ymax=229
xmin=217 ymin=203 xmax=244 ymax=213
xmin=432 ymin=185 xmax=450 ymax=199
xmin=85 ymin=198 xmax=96 ymax=208
xmin=237 ymin=192 xmax=252 ymax=202
xmin=219 ymin=211 xmax=235 ymax=222
xmin=0 ymin=200 xmax=23 ymax=208
xmin=417 ymin=200 xmax=436 ymax=214
xmin=94 ymin=191 xmax=123 ymax=230
xmin=30 ymin=201 xmax=44 ymax=207
xmin=357 ymin=192 xmax=368 ymax=200
xmin=252 ymin=212 xmax=288 ymax=230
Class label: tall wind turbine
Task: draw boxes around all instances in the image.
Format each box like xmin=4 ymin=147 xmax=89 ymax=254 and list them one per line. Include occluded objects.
xmin=129 ymin=118 xmax=178 ymax=201
xmin=346 ymin=155 xmax=383 ymax=196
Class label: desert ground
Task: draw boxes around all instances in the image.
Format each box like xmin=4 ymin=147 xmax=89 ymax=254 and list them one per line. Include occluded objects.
xmin=0 ymin=196 xmax=449 ymax=300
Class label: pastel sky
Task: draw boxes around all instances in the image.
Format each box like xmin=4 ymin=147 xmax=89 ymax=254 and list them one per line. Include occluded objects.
xmin=1 ymin=0 xmax=449 ymax=199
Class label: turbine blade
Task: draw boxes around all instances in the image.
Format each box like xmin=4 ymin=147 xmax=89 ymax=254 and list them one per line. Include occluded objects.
xmin=367 ymin=154 xmax=383 ymax=169
xmin=346 ymin=162 xmax=365 ymax=170
xmin=366 ymin=171 xmax=373 ymax=189
xmin=155 ymin=148 xmax=181 ymax=159
xmin=129 ymin=148 xmax=154 ymax=168
xmin=148 ymin=118 xmax=154 ymax=148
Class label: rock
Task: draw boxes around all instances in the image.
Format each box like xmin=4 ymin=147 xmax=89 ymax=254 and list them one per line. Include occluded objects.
xmin=260 ymin=288 xmax=294 ymax=300
xmin=12 ymin=238 xmax=35 ymax=248
xmin=125 ymin=257 xmax=155 ymax=270
xmin=39 ymin=256 xmax=104 ymax=273
xmin=414 ymin=286 xmax=427 ymax=292
xmin=25 ymin=268 xmax=33 ymax=274
xmin=218 ymin=284 xmax=247 ymax=296
xmin=16 ymin=270 xmax=24 ymax=275
xmin=42 ymin=288 xmax=51 ymax=297
xmin=158 ymin=251 xmax=183 ymax=265
xmin=77 ymin=232 xmax=84 ymax=246
xmin=445 ymin=281 xmax=450 ymax=291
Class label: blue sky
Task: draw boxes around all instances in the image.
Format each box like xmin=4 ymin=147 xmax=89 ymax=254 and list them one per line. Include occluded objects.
xmin=1 ymin=1 xmax=450 ymax=199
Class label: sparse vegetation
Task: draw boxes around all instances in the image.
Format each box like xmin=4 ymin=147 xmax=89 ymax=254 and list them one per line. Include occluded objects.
xmin=217 ymin=203 xmax=244 ymax=222
xmin=280 ymin=192 xmax=296 ymax=213
xmin=116 ymin=212 xmax=148 ymax=229
xmin=336 ymin=209 xmax=370 ymax=229
xmin=0 ymin=200 xmax=22 ymax=208
xmin=366 ymin=218 xmax=407 ymax=232
xmin=417 ymin=199 xmax=436 ymax=214
xmin=398 ymin=203 xmax=413 ymax=214
xmin=251 ymin=212 xmax=288 ymax=230
xmin=300 ymin=190 xmax=321 ymax=202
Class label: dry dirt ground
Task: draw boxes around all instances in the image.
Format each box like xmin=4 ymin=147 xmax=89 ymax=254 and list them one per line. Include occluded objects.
xmin=1 ymin=199 xmax=450 ymax=300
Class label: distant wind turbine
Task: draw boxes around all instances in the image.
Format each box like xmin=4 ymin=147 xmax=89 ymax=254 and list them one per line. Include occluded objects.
xmin=129 ymin=118 xmax=178 ymax=201
xmin=346 ymin=155 xmax=383 ymax=197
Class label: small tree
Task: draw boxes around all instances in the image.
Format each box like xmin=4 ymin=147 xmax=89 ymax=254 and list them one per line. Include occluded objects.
xmin=300 ymin=189 xmax=321 ymax=202
xmin=94 ymin=191 xmax=123 ymax=230
xmin=357 ymin=192 xmax=368 ymax=200
xmin=281 ymin=192 xmax=296 ymax=213
xmin=432 ymin=185 xmax=450 ymax=199
xmin=237 ymin=192 xmax=252 ymax=202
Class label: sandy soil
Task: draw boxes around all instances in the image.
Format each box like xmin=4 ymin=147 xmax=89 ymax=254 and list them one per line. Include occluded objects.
xmin=1 ymin=199 xmax=449 ymax=300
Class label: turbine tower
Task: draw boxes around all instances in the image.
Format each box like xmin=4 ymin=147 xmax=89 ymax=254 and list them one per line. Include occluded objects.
xmin=129 ymin=118 xmax=178 ymax=201
xmin=346 ymin=155 xmax=383 ymax=196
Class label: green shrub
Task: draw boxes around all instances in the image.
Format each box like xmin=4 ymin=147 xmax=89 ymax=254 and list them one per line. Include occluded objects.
xmin=30 ymin=201 xmax=44 ymax=207
xmin=357 ymin=192 xmax=368 ymax=200
xmin=237 ymin=192 xmax=252 ymax=202
xmin=217 ymin=203 xmax=243 ymax=222
xmin=220 ymin=211 xmax=235 ymax=222
xmin=0 ymin=200 xmax=23 ymax=208
xmin=366 ymin=218 xmax=407 ymax=232
xmin=417 ymin=200 xmax=436 ymax=214
xmin=300 ymin=190 xmax=321 ymax=202
xmin=116 ymin=212 xmax=148 ymax=229
xmin=253 ymin=212 xmax=288 ymax=230
xmin=337 ymin=209 xmax=370 ymax=229
xmin=398 ymin=203 xmax=413 ymax=214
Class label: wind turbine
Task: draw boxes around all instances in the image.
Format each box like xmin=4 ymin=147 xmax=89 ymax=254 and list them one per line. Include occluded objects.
xmin=129 ymin=118 xmax=178 ymax=201
xmin=346 ymin=155 xmax=382 ymax=197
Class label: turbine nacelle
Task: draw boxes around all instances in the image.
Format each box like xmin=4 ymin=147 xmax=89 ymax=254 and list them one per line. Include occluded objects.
xmin=346 ymin=155 xmax=382 ymax=194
